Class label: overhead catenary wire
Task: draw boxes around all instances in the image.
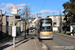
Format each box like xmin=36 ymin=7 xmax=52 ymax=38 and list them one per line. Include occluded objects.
xmin=39 ymin=0 xmax=46 ymax=12
xmin=56 ymin=0 xmax=69 ymax=11
xmin=36 ymin=0 xmax=46 ymax=17
xmin=37 ymin=0 xmax=69 ymax=17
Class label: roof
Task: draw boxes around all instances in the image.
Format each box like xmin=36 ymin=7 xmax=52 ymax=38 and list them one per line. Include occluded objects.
xmin=37 ymin=17 xmax=41 ymax=18
xmin=29 ymin=16 xmax=42 ymax=23
xmin=29 ymin=19 xmax=35 ymax=23
xmin=47 ymin=15 xmax=65 ymax=17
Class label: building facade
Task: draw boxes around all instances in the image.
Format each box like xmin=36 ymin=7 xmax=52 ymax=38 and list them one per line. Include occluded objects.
xmin=29 ymin=17 xmax=41 ymax=28
xmin=48 ymin=15 xmax=65 ymax=32
xmin=2 ymin=15 xmax=24 ymax=35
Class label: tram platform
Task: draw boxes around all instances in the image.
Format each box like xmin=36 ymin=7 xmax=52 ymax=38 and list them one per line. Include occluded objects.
xmin=0 ymin=32 xmax=43 ymax=50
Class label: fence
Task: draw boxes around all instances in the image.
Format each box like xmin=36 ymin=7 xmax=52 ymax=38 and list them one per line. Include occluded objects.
xmin=0 ymin=26 xmax=21 ymax=41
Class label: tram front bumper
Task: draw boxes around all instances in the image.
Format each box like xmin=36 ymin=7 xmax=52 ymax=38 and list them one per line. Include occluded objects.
xmin=39 ymin=34 xmax=53 ymax=39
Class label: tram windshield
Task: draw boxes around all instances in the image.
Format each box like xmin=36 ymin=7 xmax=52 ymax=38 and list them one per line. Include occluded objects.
xmin=41 ymin=26 xmax=52 ymax=31
xmin=40 ymin=19 xmax=52 ymax=31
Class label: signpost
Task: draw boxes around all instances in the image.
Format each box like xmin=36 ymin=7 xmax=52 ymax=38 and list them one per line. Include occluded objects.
xmin=11 ymin=6 xmax=17 ymax=48
xmin=12 ymin=26 xmax=16 ymax=37
xmin=15 ymin=15 xmax=21 ymax=20
xmin=11 ymin=6 xmax=17 ymax=14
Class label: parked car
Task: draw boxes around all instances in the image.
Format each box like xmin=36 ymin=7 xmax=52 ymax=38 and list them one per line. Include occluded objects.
xmin=29 ymin=27 xmax=36 ymax=32
xmin=29 ymin=27 xmax=33 ymax=32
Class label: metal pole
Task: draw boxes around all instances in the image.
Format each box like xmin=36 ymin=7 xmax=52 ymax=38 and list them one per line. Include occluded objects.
xmin=60 ymin=10 xmax=62 ymax=32
xmin=24 ymin=14 xmax=26 ymax=39
xmin=64 ymin=13 xmax=67 ymax=34
xmin=24 ymin=19 xmax=26 ymax=39
xmin=13 ymin=37 xmax=15 ymax=48
xmin=13 ymin=15 xmax=15 ymax=25
xmin=59 ymin=10 xmax=62 ymax=33
xmin=13 ymin=15 xmax=15 ymax=48
xmin=27 ymin=15 xmax=29 ymax=27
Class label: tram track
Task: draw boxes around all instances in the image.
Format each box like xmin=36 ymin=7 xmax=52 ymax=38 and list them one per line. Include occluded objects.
xmin=40 ymin=39 xmax=67 ymax=50
xmin=39 ymin=40 xmax=50 ymax=50
xmin=39 ymin=33 xmax=75 ymax=50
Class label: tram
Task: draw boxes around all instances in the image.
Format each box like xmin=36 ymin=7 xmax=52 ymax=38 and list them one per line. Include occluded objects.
xmin=35 ymin=18 xmax=53 ymax=39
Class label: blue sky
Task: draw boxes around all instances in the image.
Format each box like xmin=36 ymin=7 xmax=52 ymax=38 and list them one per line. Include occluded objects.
xmin=0 ymin=0 xmax=69 ymax=17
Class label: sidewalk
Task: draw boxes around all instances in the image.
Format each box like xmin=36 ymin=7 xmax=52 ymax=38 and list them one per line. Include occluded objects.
xmin=0 ymin=32 xmax=43 ymax=50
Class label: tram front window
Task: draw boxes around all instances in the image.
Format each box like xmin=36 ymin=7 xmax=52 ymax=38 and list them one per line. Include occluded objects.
xmin=40 ymin=19 xmax=52 ymax=31
xmin=41 ymin=26 xmax=52 ymax=31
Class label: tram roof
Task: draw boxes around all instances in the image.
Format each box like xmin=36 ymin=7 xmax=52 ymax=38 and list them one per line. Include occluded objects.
xmin=40 ymin=18 xmax=52 ymax=20
xmin=37 ymin=18 xmax=52 ymax=21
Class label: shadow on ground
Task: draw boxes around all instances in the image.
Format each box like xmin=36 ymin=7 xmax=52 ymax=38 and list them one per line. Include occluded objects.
xmin=0 ymin=33 xmax=35 ymax=50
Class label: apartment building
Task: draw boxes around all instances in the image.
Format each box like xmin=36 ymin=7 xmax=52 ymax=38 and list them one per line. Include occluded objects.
xmin=48 ymin=15 xmax=65 ymax=32
xmin=29 ymin=17 xmax=41 ymax=28
xmin=2 ymin=15 xmax=24 ymax=36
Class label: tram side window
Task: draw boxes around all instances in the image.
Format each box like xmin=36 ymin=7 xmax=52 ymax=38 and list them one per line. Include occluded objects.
xmin=38 ymin=23 xmax=40 ymax=33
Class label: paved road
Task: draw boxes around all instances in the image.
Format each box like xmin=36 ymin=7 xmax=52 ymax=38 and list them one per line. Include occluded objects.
xmin=41 ymin=40 xmax=67 ymax=50
xmin=53 ymin=33 xmax=75 ymax=50
xmin=41 ymin=33 xmax=75 ymax=50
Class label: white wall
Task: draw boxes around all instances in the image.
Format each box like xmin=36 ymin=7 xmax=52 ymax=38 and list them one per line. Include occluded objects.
xmin=49 ymin=15 xmax=65 ymax=31
xmin=29 ymin=18 xmax=39 ymax=28
xmin=53 ymin=27 xmax=58 ymax=31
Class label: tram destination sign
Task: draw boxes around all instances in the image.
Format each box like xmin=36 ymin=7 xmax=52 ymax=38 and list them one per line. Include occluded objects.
xmin=42 ymin=20 xmax=52 ymax=22
xmin=42 ymin=24 xmax=51 ymax=26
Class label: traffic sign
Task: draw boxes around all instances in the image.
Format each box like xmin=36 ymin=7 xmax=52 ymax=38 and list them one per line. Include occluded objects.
xmin=15 ymin=15 xmax=21 ymax=20
xmin=11 ymin=6 xmax=17 ymax=8
xmin=11 ymin=6 xmax=17 ymax=14
xmin=12 ymin=26 xmax=16 ymax=37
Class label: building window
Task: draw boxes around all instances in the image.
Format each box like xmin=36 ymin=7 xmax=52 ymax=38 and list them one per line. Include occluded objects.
xmin=53 ymin=16 xmax=56 ymax=21
xmin=53 ymin=22 xmax=56 ymax=25
xmin=6 ymin=17 xmax=9 ymax=22
xmin=53 ymin=22 xmax=57 ymax=27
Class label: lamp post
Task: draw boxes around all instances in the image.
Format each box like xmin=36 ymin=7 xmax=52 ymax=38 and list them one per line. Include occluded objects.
xmin=59 ymin=10 xmax=62 ymax=33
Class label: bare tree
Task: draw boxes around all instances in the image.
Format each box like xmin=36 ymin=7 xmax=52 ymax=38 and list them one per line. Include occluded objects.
xmin=22 ymin=4 xmax=31 ymax=26
xmin=21 ymin=4 xmax=31 ymax=39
